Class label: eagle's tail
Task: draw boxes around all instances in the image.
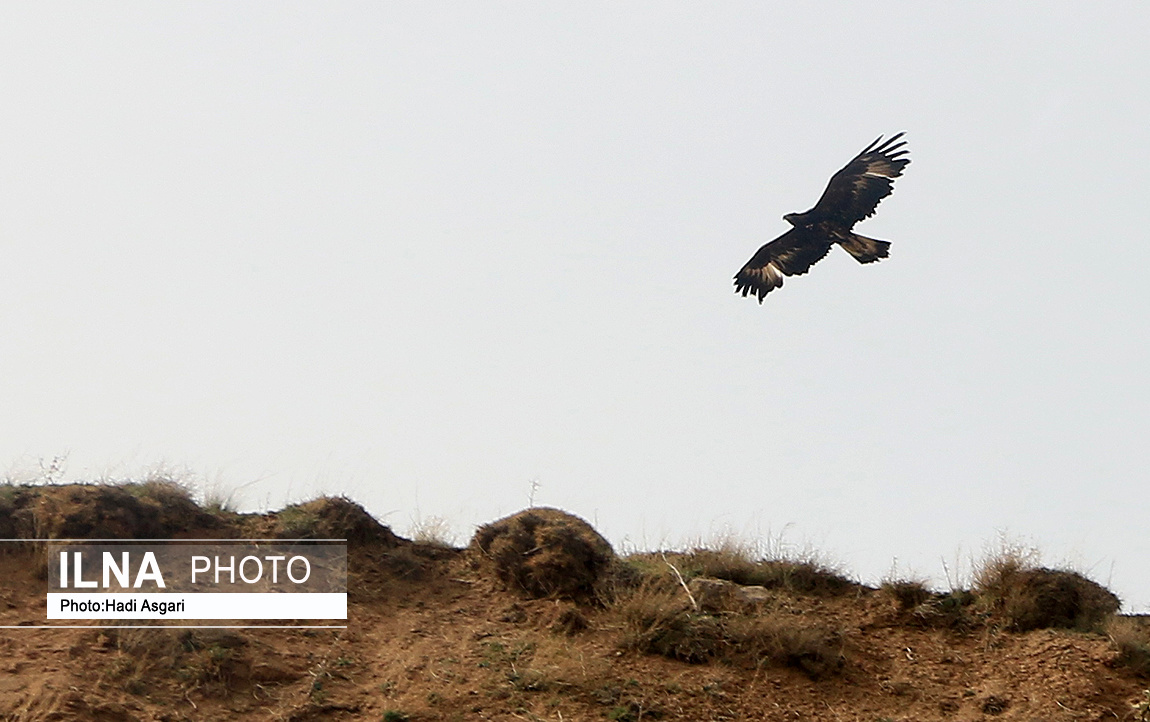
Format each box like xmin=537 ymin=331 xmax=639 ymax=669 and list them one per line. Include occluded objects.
xmin=838 ymin=233 xmax=891 ymax=264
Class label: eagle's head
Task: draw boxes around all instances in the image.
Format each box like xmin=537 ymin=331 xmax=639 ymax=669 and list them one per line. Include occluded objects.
xmin=783 ymin=212 xmax=801 ymax=226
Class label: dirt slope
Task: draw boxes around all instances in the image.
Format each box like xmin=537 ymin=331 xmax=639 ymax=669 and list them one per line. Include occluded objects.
xmin=0 ymin=484 xmax=1146 ymax=722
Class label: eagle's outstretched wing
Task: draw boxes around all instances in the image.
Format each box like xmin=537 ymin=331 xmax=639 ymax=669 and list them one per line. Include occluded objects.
xmin=805 ymin=133 xmax=910 ymax=226
xmin=733 ymin=228 xmax=833 ymax=303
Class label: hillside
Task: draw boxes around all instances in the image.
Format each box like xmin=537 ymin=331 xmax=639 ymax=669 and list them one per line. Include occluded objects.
xmin=0 ymin=482 xmax=1147 ymax=721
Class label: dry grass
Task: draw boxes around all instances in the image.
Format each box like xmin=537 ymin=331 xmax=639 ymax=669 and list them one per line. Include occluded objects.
xmin=96 ymin=627 xmax=184 ymax=696
xmin=971 ymin=537 xmax=1042 ymax=603
xmin=471 ymin=508 xmax=615 ymax=600
xmin=615 ymin=576 xmax=843 ymax=677
xmin=616 ymin=577 xmax=723 ymax=663
xmin=606 ymin=533 xmax=850 ymax=676
xmin=879 ymin=578 xmax=933 ymax=612
xmin=1109 ymin=617 xmax=1150 ymax=678
xmin=483 ymin=634 xmax=671 ymax=719
xmin=92 ymin=628 xmax=254 ymax=699
xmin=623 ymin=534 xmax=854 ymax=600
xmin=408 ymin=514 xmax=457 ymax=548
xmin=274 ymin=504 xmax=326 ymax=538
xmin=271 ymin=496 xmax=401 ymax=545
xmin=877 ymin=577 xmax=978 ymax=629
xmin=972 ymin=539 xmax=1119 ymax=632
xmin=1 ymin=485 xmax=1147 ymax=721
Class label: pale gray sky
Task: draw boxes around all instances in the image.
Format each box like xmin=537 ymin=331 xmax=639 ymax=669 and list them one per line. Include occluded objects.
xmin=2 ymin=3 xmax=1148 ymax=608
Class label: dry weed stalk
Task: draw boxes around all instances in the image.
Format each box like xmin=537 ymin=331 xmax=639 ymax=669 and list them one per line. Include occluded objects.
xmin=661 ymin=552 xmax=698 ymax=611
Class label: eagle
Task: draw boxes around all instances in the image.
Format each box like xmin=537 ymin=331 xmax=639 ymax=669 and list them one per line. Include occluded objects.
xmin=734 ymin=133 xmax=909 ymax=302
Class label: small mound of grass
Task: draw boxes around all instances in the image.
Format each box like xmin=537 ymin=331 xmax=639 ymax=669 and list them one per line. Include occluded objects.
xmin=7 ymin=480 xmax=225 ymax=541
xmin=973 ymin=542 xmax=1119 ymax=632
xmin=471 ymin=507 xmax=615 ymax=601
xmin=616 ymin=577 xmax=843 ymax=677
xmin=879 ymin=579 xmax=933 ymax=612
xmin=272 ymin=496 xmax=401 ymax=546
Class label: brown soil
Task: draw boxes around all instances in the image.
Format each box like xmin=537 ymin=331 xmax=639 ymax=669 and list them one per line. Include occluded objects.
xmin=0 ymin=483 xmax=1147 ymax=721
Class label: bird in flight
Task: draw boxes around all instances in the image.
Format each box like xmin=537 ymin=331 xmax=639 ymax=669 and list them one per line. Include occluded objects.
xmin=733 ymin=133 xmax=910 ymax=302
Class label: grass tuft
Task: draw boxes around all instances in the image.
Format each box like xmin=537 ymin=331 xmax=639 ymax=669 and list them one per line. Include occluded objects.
xmin=1109 ymin=617 xmax=1150 ymax=677
xmin=879 ymin=578 xmax=933 ymax=612
xmin=972 ymin=539 xmax=1119 ymax=632
xmin=615 ymin=576 xmax=843 ymax=677
xmin=409 ymin=514 xmax=458 ymax=548
xmin=623 ymin=541 xmax=854 ymax=599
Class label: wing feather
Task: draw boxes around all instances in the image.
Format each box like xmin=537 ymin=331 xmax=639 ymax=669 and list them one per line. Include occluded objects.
xmin=733 ymin=228 xmax=833 ymax=303
xmin=806 ymin=133 xmax=910 ymax=226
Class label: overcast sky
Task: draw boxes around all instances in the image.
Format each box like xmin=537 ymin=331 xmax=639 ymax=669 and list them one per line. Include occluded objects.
xmin=2 ymin=3 xmax=1148 ymax=609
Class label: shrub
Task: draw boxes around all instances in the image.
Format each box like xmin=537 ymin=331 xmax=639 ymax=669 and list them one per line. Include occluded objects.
xmin=973 ymin=544 xmax=1119 ymax=631
xmin=471 ymin=508 xmax=614 ymax=600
